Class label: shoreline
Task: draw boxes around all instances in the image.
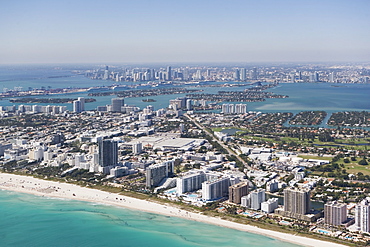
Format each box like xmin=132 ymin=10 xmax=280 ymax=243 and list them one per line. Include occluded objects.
xmin=0 ymin=172 xmax=347 ymax=247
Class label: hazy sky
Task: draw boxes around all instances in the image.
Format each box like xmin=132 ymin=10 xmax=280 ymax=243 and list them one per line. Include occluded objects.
xmin=1 ymin=0 xmax=369 ymax=64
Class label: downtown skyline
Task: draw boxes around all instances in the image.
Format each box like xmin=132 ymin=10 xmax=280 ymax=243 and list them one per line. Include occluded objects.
xmin=1 ymin=0 xmax=370 ymax=64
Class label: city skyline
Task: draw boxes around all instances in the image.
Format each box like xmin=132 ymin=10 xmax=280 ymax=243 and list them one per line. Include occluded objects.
xmin=1 ymin=0 xmax=370 ymax=64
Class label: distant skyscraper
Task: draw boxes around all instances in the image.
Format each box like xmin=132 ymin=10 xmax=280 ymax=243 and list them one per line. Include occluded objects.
xmin=329 ymin=72 xmax=336 ymax=83
xmin=234 ymin=69 xmax=240 ymax=81
xmin=78 ymin=97 xmax=85 ymax=111
xmin=73 ymin=100 xmax=82 ymax=113
xmin=98 ymin=139 xmax=118 ymax=167
xmin=103 ymin=66 xmax=109 ymax=80
xmin=132 ymin=142 xmax=142 ymax=154
xmin=111 ymin=98 xmax=125 ymax=112
xmin=309 ymin=72 xmax=319 ymax=82
xmin=250 ymin=67 xmax=258 ymax=80
xmin=240 ymin=68 xmax=246 ymax=81
xmin=186 ymin=99 xmax=192 ymax=110
xmin=324 ymin=201 xmax=347 ymax=226
xmin=234 ymin=104 xmax=247 ymax=114
xmin=194 ymin=69 xmax=202 ymax=80
xmin=167 ymin=66 xmax=172 ymax=81
xmin=284 ymin=187 xmax=311 ymax=215
xmin=356 ymin=198 xmax=370 ymax=233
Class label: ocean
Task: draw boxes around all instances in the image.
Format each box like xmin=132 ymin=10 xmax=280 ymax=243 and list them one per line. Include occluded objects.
xmin=0 ymin=190 xmax=300 ymax=247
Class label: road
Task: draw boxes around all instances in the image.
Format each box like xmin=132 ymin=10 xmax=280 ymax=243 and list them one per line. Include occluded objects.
xmin=184 ymin=113 xmax=252 ymax=170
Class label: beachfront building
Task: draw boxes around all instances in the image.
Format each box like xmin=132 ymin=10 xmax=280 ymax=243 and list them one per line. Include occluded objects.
xmin=202 ymin=177 xmax=230 ymax=201
xmin=355 ymin=198 xmax=370 ymax=233
xmin=284 ymin=187 xmax=311 ymax=215
xmin=229 ymin=182 xmax=249 ymax=204
xmin=177 ymin=172 xmax=206 ymax=194
xmin=249 ymin=188 xmax=266 ymax=210
xmin=324 ymin=201 xmax=347 ymax=226
xmin=261 ymin=198 xmax=279 ymax=213
xmin=146 ymin=160 xmax=174 ymax=188
xmin=98 ymin=139 xmax=118 ymax=174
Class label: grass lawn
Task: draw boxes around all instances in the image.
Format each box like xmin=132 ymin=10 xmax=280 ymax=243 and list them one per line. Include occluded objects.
xmin=298 ymin=155 xmax=332 ymax=161
xmin=343 ymin=161 xmax=370 ymax=176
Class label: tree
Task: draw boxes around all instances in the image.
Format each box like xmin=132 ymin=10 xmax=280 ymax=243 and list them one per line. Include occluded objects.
xmin=359 ymin=159 xmax=369 ymax=166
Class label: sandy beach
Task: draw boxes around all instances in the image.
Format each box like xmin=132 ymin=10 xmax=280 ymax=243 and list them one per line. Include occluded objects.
xmin=0 ymin=172 xmax=347 ymax=247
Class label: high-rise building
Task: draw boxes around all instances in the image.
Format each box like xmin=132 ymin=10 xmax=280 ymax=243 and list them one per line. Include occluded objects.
xmin=229 ymin=182 xmax=249 ymax=204
xmin=111 ymin=98 xmax=125 ymax=112
xmin=234 ymin=69 xmax=240 ymax=81
xmin=167 ymin=66 xmax=172 ymax=81
xmin=73 ymin=97 xmax=85 ymax=113
xmin=249 ymin=188 xmax=266 ymax=210
xmin=250 ymin=67 xmax=258 ymax=80
xmin=132 ymin=142 xmax=142 ymax=155
xmin=169 ymin=99 xmax=182 ymax=110
xmin=283 ymin=187 xmax=311 ymax=215
xmin=355 ymin=198 xmax=370 ymax=233
xmin=103 ymin=66 xmax=109 ymax=80
xmin=222 ymin=104 xmax=235 ymax=114
xmin=324 ymin=201 xmax=347 ymax=226
xmin=240 ymin=68 xmax=246 ymax=81
xmin=309 ymin=72 xmax=319 ymax=82
xmin=73 ymin=100 xmax=82 ymax=113
xmin=202 ymin=177 xmax=230 ymax=201
xmin=146 ymin=160 xmax=174 ymax=188
xmin=186 ymin=99 xmax=192 ymax=110
xmin=98 ymin=139 xmax=118 ymax=167
xmin=329 ymin=72 xmax=336 ymax=83
xmin=177 ymin=172 xmax=207 ymax=194
xmin=234 ymin=104 xmax=247 ymax=114
xmin=78 ymin=97 xmax=85 ymax=111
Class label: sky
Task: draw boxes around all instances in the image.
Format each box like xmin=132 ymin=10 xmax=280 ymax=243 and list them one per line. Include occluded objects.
xmin=1 ymin=0 xmax=369 ymax=64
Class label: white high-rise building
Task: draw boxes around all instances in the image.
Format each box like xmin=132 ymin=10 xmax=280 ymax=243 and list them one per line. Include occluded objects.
xmin=235 ymin=104 xmax=247 ymax=114
xmin=132 ymin=142 xmax=142 ymax=154
xmin=329 ymin=72 xmax=336 ymax=83
xmin=186 ymin=99 xmax=192 ymax=110
xmin=202 ymin=177 xmax=230 ymax=201
xmin=249 ymin=188 xmax=266 ymax=210
xmin=324 ymin=201 xmax=347 ymax=226
xmin=356 ymin=198 xmax=370 ymax=233
xmin=177 ymin=172 xmax=206 ymax=194
xmin=222 ymin=104 xmax=233 ymax=114
xmin=78 ymin=97 xmax=85 ymax=111
xmin=73 ymin=100 xmax=82 ymax=113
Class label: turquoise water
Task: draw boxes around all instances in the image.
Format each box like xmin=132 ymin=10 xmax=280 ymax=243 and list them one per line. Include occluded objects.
xmin=0 ymin=190 xmax=300 ymax=247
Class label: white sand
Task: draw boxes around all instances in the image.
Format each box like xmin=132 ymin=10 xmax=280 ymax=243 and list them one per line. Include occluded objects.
xmin=0 ymin=172 xmax=347 ymax=247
